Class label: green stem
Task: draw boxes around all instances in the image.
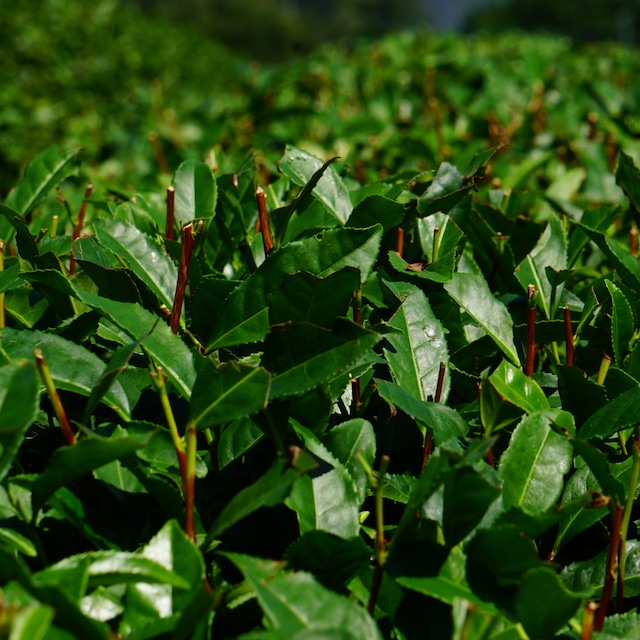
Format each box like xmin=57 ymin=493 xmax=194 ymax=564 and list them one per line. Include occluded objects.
xmin=617 ymin=439 xmax=640 ymax=610
xmin=564 ymin=305 xmax=575 ymax=366
xmin=185 ymin=421 xmax=197 ymax=543
xmin=49 ymin=215 xmax=59 ymax=238
xmin=368 ymin=455 xmax=390 ymax=616
xmin=35 ymin=349 xmax=76 ymax=446
xmin=0 ymin=240 xmax=5 ymax=329
xmin=596 ymin=354 xmax=612 ymax=386
xmin=432 ymin=226 xmax=441 ymax=263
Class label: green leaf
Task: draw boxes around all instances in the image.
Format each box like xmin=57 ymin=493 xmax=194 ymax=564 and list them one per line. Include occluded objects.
xmin=515 ymin=567 xmax=583 ymax=640
xmin=279 ymin=146 xmax=351 ymax=224
xmin=442 ymin=467 xmax=500 ymax=547
xmin=466 ymin=526 xmax=541 ymax=585
xmin=287 ymin=425 xmax=361 ymax=539
xmin=615 ymin=149 xmax=640 ymax=211
xmin=6 ymin=603 xmax=54 ymax=640
xmin=188 ymin=360 xmax=271 ymax=429
xmin=515 ymin=214 xmax=567 ymax=319
xmin=0 ymin=362 xmax=39 ymax=483
xmin=322 ymin=419 xmax=375 ymax=504
xmin=499 ymin=411 xmax=573 ymax=514
xmin=206 ymin=224 xmax=382 ymax=351
xmin=172 ymin=159 xmax=217 ymax=224
xmin=1 ymin=328 xmax=130 ymax=420
xmin=268 ymin=268 xmax=360 ymax=328
xmin=31 ymin=434 xmax=148 ymax=515
xmin=347 ymin=195 xmax=404 ymax=232
xmin=486 ymin=360 xmax=549 ymax=414
xmin=570 ymin=439 xmax=626 ymax=504
xmin=579 ymin=384 xmax=640 ymax=440
xmin=383 ymin=282 xmax=450 ymax=402
xmin=49 ymin=550 xmax=190 ymax=589
xmin=76 ymin=291 xmax=196 ymax=399
xmin=284 ymin=530 xmax=370 ymax=592
xmin=605 ymin=279 xmax=634 ymax=365
xmin=265 ymin=320 xmax=381 ymax=399
xmin=5 ymin=146 xmax=79 ymax=215
xmin=418 ymin=162 xmax=470 ymax=215
xmin=417 ymin=212 xmax=463 ymax=262
xmin=0 ymin=204 xmax=39 ymax=262
xmin=376 ymin=380 xmax=467 ymax=446
xmin=92 ymin=219 xmax=178 ymax=308
xmin=222 ymin=552 xmax=382 ymax=639
xmin=205 ymin=460 xmax=299 ymax=545
xmin=388 ymin=249 xmax=455 ymax=283
xmin=0 ymin=527 xmax=37 ymax=557
xmin=444 ymin=272 xmax=520 ymax=365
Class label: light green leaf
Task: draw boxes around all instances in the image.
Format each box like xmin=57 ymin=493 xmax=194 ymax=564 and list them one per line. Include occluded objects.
xmin=5 ymin=146 xmax=79 ymax=215
xmin=172 ymin=159 xmax=217 ymax=224
xmin=605 ymin=279 xmax=634 ymax=365
xmin=444 ymin=272 xmax=520 ymax=365
xmin=515 ymin=214 xmax=567 ymax=319
xmin=383 ymin=282 xmax=450 ymax=402
xmin=499 ymin=411 xmax=573 ymax=514
xmin=92 ymin=219 xmax=177 ymax=309
xmin=279 ymin=146 xmax=351 ymax=224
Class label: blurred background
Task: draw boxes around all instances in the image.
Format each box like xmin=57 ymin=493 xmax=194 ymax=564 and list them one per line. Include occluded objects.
xmin=128 ymin=0 xmax=640 ymax=60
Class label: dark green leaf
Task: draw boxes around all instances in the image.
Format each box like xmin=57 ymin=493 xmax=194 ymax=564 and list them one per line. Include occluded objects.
xmin=205 ymin=460 xmax=299 ymax=545
xmin=189 ymin=360 xmax=271 ymax=429
xmin=605 ymin=279 xmax=634 ymax=365
xmin=0 ymin=362 xmax=39 ymax=483
xmin=570 ymin=439 xmax=625 ymax=504
xmin=615 ymin=149 xmax=640 ymax=211
xmin=222 ymin=552 xmax=382 ymax=639
xmin=206 ymin=225 xmax=383 ymax=351
xmin=376 ymin=379 xmax=467 ymax=446
xmin=515 ymin=567 xmax=583 ymax=640
xmin=579 ymin=384 xmax=640 ymax=440
xmin=347 ymin=195 xmax=404 ymax=231
xmin=31 ymin=434 xmax=148 ymax=514
xmin=442 ymin=467 xmax=500 ymax=547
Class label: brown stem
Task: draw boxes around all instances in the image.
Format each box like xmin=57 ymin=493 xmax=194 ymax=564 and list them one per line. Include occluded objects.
xmin=434 ymin=362 xmax=446 ymax=403
xmin=564 ymin=305 xmax=575 ymax=366
xmin=166 ymin=186 xmax=175 ymax=242
xmin=630 ymin=225 xmax=638 ymax=258
xmin=525 ymin=284 xmax=537 ymax=376
xmin=69 ymin=183 xmax=93 ymax=275
xmin=170 ymin=223 xmax=196 ymax=334
xmin=256 ymin=186 xmax=274 ymax=256
xmin=351 ymin=290 xmax=362 ymax=416
xmin=594 ymin=504 xmax=624 ymax=630
xmin=421 ymin=431 xmax=433 ymax=473
xmin=148 ymin=131 xmax=170 ymax=174
xmin=396 ymin=228 xmax=404 ymax=257
xmin=35 ymin=349 xmax=76 ymax=446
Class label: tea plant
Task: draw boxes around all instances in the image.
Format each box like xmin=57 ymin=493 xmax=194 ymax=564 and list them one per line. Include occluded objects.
xmin=1 ymin=134 xmax=640 ymax=639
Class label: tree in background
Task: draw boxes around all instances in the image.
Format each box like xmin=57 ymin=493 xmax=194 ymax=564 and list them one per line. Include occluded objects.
xmin=464 ymin=0 xmax=640 ymax=44
xmin=131 ymin=0 xmax=428 ymax=61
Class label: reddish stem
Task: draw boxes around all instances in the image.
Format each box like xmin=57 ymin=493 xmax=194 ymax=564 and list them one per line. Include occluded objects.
xmin=422 ymin=363 xmax=446 ymax=471
xmin=170 ymin=223 xmax=196 ymax=334
xmin=69 ymin=183 xmax=93 ymax=275
xmin=184 ymin=425 xmax=197 ymax=543
xmin=630 ymin=225 xmax=638 ymax=258
xmin=595 ymin=504 xmax=624 ymax=630
xmin=525 ymin=284 xmax=537 ymax=376
xmin=580 ymin=602 xmax=598 ymax=640
xmin=256 ymin=187 xmax=274 ymax=256
xmin=396 ymin=228 xmax=404 ymax=257
xmin=564 ymin=305 xmax=575 ymax=367
xmin=166 ymin=186 xmax=175 ymax=242
xmin=617 ymin=537 xmax=625 ymax=614
xmin=434 ymin=362 xmax=446 ymax=403
xmin=148 ymin=131 xmax=170 ymax=174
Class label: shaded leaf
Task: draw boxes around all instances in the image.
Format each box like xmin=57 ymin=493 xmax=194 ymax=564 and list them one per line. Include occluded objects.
xmin=189 ymin=360 xmax=271 ymax=429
